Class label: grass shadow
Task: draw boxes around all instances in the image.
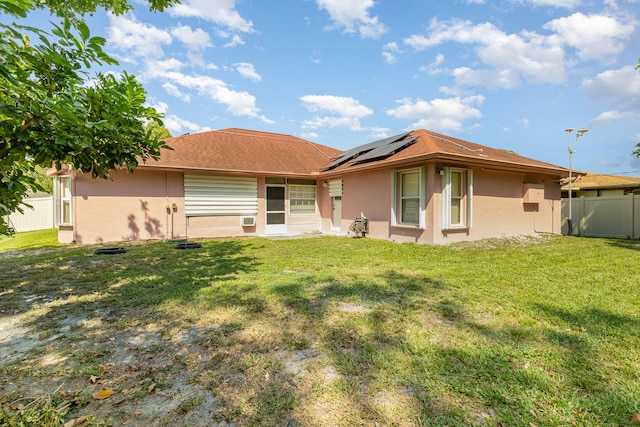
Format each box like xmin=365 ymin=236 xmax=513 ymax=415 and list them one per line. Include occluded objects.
xmin=0 ymin=239 xmax=260 ymax=361
xmin=607 ymin=238 xmax=640 ymax=251
xmin=2 ymin=236 xmax=639 ymax=426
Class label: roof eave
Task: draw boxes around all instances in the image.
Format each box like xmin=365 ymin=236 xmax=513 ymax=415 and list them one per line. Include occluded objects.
xmin=138 ymin=164 xmax=321 ymax=179
xmin=319 ymin=152 xmax=570 ymax=178
xmin=562 ymin=183 xmax=640 ymax=191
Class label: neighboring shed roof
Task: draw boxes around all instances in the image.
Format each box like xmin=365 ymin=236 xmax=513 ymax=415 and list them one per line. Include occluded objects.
xmin=143 ymin=128 xmax=340 ymax=176
xmin=561 ymin=173 xmax=640 ymax=190
xmin=321 ymin=129 xmax=569 ymax=176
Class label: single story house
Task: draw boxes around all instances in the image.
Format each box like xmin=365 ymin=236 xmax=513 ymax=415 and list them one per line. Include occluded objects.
xmin=50 ymin=128 xmax=570 ymax=245
xmin=561 ymin=173 xmax=640 ymax=198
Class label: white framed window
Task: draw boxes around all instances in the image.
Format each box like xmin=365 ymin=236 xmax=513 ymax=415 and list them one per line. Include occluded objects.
xmin=442 ymin=167 xmax=473 ymax=229
xmin=392 ymin=167 xmax=425 ymax=228
xmin=289 ymin=185 xmax=316 ymax=214
xmin=55 ymin=176 xmax=72 ymax=226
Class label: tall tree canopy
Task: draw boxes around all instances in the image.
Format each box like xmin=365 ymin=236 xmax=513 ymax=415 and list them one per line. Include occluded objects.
xmin=0 ymin=0 xmax=179 ymax=235
xmin=145 ymin=121 xmax=173 ymax=142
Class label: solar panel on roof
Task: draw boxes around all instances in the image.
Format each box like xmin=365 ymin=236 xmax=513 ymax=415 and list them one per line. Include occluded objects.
xmin=351 ymin=137 xmax=417 ymax=164
xmin=330 ymin=133 xmax=405 ymax=161
xmin=321 ymin=132 xmax=411 ymax=171
xmin=321 ymin=156 xmax=353 ymax=171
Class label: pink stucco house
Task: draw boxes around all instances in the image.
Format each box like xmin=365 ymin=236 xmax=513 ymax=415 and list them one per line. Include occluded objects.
xmin=50 ymin=128 xmax=568 ymax=245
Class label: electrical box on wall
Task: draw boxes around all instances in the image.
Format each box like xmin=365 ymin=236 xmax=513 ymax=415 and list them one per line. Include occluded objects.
xmin=240 ymin=216 xmax=256 ymax=226
xmin=523 ymin=183 xmax=545 ymax=204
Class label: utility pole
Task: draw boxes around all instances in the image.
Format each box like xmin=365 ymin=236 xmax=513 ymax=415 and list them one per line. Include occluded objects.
xmin=565 ymin=128 xmax=588 ymax=236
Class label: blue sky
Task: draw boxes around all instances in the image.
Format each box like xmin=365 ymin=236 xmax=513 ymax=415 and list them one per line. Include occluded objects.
xmin=7 ymin=0 xmax=640 ymax=175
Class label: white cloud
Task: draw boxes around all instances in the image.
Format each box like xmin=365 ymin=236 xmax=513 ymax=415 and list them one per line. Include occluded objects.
xmin=369 ymin=127 xmax=390 ymax=139
xmin=402 ymin=14 xmax=634 ymax=90
xmin=452 ymin=67 xmax=521 ymax=89
xmin=169 ymin=0 xmax=254 ymax=33
xmin=163 ymin=114 xmax=209 ymax=134
xmin=148 ymin=70 xmax=273 ymax=123
xmin=358 ymin=16 xmax=387 ymax=39
xmin=300 ymin=132 xmax=320 ymax=139
xmin=107 ymin=14 xmax=172 ymax=60
xmin=148 ymin=102 xmax=209 ymax=134
xmin=170 ymin=25 xmax=212 ymax=51
xmin=512 ymin=0 xmax=581 ymax=8
xmin=150 ymin=101 xmax=169 ymax=115
xmin=404 ymin=20 xmax=505 ymax=50
xmin=518 ymin=118 xmax=530 ymax=127
xmin=224 ymin=33 xmax=245 ymax=47
xmin=544 ymin=13 xmax=634 ymax=62
xmin=403 ymin=19 xmax=566 ymax=88
xmin=590 ymin=110 xmax=640 ymax=125
xmin=386 ymin=96 xmax=485 ymax=132
xmin=235 ymin=62 xmax=262 ymax=82
xmin=582 ymin=66 xmax=640 ymax=126
xmin=162 ymin=82 xmax=191 ymax=102
xmin=419 ymin=53 xmax=446 ymax=75
xmin=382 ymin=42 xmax=401 ymax=64
xmin=582 ymin=65 xmax=640 ymax=110
xmin=300 ymin=95 xmax=373 ymax=130
xmin=151 ymin=58 xmax=184 ymax=72
xmin=316 ymin=0 xmax=388 ymax=39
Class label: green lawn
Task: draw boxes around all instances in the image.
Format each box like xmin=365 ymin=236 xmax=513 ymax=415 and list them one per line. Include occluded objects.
xmin=0 ymin=233 xmax=639 ymax=426
xmin=0 ymin=228 xmax=60 ymax=252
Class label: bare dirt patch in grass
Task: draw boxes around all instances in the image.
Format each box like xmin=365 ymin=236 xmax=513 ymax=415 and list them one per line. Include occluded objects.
xmin=0 ymin=307 xmax=228 ymax=426
xmin=0 ymin=300 xmax=345 ymax=426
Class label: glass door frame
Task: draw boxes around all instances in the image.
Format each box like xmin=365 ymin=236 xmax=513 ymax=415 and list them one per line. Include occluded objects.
xmin=265 ymin=184 xmax=287 ymax=235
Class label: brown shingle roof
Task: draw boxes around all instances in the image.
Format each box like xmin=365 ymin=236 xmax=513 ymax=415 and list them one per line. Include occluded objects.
xmin=561 ymin=173 xmax=640 ymax=190
xmin=143 ymin=128 xmax=341 ymax=177
xmin=141 ymin=127 xmax=567 ymax=178
xmin=321 ymin=129 xmax=568 ymax=176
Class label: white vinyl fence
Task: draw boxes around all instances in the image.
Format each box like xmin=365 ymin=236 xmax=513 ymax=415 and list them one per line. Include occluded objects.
xmin=561 ymin=194 xmax=640 ymax=239
xmin=4 ymin=196 xmax=55 ymax=232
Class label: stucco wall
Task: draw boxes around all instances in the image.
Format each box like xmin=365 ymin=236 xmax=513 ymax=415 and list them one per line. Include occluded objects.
xmin=187 ymin=215 xmax=255 ymax=238
xmin=437 ymin=169 xmax=559 ymax=244
xmin=342 ymin=170 xmax=392 ymax=235
xmin=67 ymin=171 xmax=324 ymax=243
xmin=330 ymin=162 xmax=561 ymax=245
xmin=65 ymin=164 xmax=561 ymax=245
xmin=69 ymin=169 xmax=185 ymax=244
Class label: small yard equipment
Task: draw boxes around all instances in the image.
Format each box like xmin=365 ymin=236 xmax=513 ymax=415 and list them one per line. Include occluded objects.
xmin=348 ymin=216 xmax=368 ymax=238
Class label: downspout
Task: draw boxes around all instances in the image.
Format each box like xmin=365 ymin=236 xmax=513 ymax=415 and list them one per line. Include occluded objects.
xmin=533 ymin=194 xmax=562 ymax=234
xmin=631 ymin=193 xmax=635 ymax=239
xmin=165 ymin=171 xmax=169 ymax=241
xmin=72 ymin=172 xmax=78 ymax=244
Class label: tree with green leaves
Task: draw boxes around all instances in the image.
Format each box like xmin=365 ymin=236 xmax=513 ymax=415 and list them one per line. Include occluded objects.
xmin=146 ymin=121 xmax=173 ymax=142
xmin=0 ymin=0 xmax=179 ymax=235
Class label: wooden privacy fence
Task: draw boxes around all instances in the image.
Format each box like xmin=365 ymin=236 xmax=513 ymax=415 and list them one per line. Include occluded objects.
xmin=4 ymin=196 xmax=55 ymax=232
xmin=561 ymin=194 xmax=640 ymax=239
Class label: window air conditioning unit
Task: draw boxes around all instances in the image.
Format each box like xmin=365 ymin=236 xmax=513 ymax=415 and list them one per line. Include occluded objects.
xmin=240 ymin=216 xmax=256 ymax=226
